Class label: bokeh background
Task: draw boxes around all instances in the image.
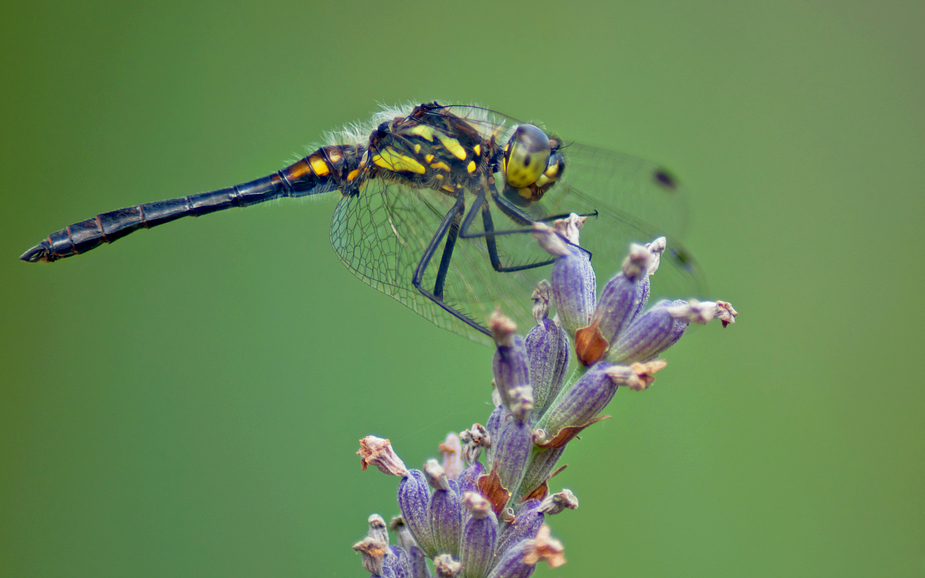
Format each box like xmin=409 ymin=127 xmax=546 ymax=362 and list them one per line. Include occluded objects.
xmin=2 ymin=1 xmax=923 ymax=576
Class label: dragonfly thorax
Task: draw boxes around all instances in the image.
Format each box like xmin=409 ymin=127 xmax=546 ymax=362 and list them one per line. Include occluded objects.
xmin=365 ymin=105 xmax=491 ymax=195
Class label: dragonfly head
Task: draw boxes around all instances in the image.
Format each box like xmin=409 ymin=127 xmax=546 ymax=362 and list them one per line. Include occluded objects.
xmin=501 ymin=124 xmax=566 ymax=206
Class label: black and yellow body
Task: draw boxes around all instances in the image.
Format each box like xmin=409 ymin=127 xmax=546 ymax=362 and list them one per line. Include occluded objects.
xmin=21 ymin=102 xmax=701 ymax=341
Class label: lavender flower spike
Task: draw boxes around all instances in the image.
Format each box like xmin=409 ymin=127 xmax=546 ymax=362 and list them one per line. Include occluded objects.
xmin=354 ymin=215 xmax=740 ymax=577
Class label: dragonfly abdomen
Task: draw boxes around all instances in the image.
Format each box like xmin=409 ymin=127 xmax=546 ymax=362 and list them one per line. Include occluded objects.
xmin=20 ymin=144 xmax=365 ymax=263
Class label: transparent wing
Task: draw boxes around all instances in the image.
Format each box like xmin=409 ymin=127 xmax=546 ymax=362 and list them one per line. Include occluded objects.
xmin=560 ymin=143 xmax=690 ymax=239
xmin=529 ymin=143 xmax=708 ymax=300
xmin=330 ymin=180 xmax=545 ymax=343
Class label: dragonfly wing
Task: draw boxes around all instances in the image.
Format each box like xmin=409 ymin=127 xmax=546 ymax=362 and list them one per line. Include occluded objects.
xmin=329 ymin=181 xmax=545 ymax=342
xmin=560 ymin=143 xmax=691 ymax=238
xmin=534 ymin=143 xmax=708 ymax=300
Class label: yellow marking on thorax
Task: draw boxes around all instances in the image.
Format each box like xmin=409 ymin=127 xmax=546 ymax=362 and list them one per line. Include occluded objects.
xmin=372 ymin=148 xmax=426 ymax=174
xmin=347 ymin=169 xmax=360 ymax=181
xmin=466 ymin=160 xmax=477 ymax=173
xmin=308 ymin=155 xmax=330 ymax=177
xmin=409 ymin=125 xmax=435 ymax=141
xmin=425 ymin=154 xmax=434 ymax=163
xmin=436 ymin=133 xmax=467 ymax=160
xmin=430 ymin=161 xmax=451 ymax=172
xmin=473 ymin=144 xmax=481 ymax=156
xmin=414 ymin=144 xmax=422 ymax=154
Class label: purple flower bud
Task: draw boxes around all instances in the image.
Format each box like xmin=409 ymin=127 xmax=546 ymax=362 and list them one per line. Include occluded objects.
xmin=492 ymin=418 xmax=534 ymax=493
xmin=574 ymin=244 xmax=652 ymax=365
xmin=456 ymin=461 xmax=485 ymax=497
xmin=460 ymin=493 xmax=499 ymax=578
xmin=384 ymin=545 xmax=413 ymax=578
xmin=487 ymin=525 xmax=565 ymax=578
xmin=493 ymin=499 xmax=543 ymax=566
xmin=491 ymin=312 xmax=533 ymax=423
xmin=525 ymin=283 xmax=569 ymax=415
xmin=608 ymin=300 xmax=690 ymax=363
xmin=534 ymin=222 xmax=596 ymax=335
xmin=484 ymin=405 xmax=504 ymax=466
xmin=389 ymin=517 xmax=416 ymax=552
xmin=398 ymin=470 xmax=436 ymax=556
xmin=426 ymin=460 xmax=463 ymax=557
xmin=517 ymin=445 xmax=566 ymax=500
xmin=408 ymin=546 xmax=430 ymax=578
xmin=541 ymin=362 xmax=668 ymax=439
xmin=486 ymin=541 xmax=533 ymax=578
xmin=541 ymin=363 xmax=620 ymax=438
xmin=390 ymin=518 xmax=432 ymax=578
xmin=550 ymin=248 xmax=596 ymax=335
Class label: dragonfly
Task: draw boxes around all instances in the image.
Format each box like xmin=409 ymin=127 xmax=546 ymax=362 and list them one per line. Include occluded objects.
xmin=21 ymin=102 xmax=705 ymax=342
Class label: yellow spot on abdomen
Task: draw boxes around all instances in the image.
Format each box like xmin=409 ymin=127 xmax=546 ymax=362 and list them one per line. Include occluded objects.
xmin=308 ymin=155 xmax=330 ymax=177
xmin=430 ymin=161 xmax=451 ymax=172
xmin=466 ymin=160 xmax=476 ymax=173
xmin=347 ymin=169 xmax=359 ymax=181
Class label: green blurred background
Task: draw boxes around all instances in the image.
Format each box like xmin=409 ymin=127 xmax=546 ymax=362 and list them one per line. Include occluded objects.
xmin=2 ymin=1 xmax=922 ymax=576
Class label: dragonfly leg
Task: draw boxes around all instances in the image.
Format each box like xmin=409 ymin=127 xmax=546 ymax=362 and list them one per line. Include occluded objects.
xmin=412 ymin=193 xmax=491 ymax=337
xmin=458 ymin=189 xmax=557 ymax=273
xmin=433 ymin=208 xmax=462 ymax=301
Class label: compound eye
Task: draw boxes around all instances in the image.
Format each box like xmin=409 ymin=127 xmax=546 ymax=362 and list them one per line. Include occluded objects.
xmin=503 ymin=124 xmax=551 ymax=188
